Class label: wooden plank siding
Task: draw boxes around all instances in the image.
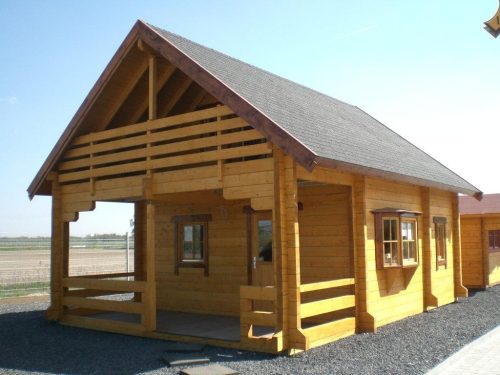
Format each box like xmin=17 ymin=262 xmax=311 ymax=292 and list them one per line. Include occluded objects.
xmin=363 ymin=178 xmax=458 ymax=329
xmin=461 ymin=215 xmax=500 ymax=288
xmin=460 ymin=217 xmax=483 ymax=287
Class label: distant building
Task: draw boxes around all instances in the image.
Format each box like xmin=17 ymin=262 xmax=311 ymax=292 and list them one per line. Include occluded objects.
xmin=460 ymin=194 xmax=500 ymax=288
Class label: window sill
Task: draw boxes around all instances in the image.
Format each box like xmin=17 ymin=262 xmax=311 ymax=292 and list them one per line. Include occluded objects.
xmin=437 ymin=259 xmax=447 ymax=268
xmin=402 ymin=261 xmax=418 ymax=269
xmin=178 ymin=261 xmax=205 ymax=268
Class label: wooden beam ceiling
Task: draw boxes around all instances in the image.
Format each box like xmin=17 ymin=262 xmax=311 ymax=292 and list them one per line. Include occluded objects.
xmin=157 ymin=74 xmax=193 ymax=118
xmin=92 ymin=56 xmax=149 ymax=133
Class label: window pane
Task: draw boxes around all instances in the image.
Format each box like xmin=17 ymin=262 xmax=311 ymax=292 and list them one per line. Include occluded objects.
xmin=184 ymin=225 xmax=193 ymax=242
xmin=258 ymin=220 xmax=272 ymax=262
xmin=384 ymin=220 xmax=391 ymax=241
xmin=437 ymin=224 xmax=446 ymax=259
xmin=408 ymin=242 xmax=415 ymax=260
xmin=403 ymin=241 xmax=409 ymax=259
xmin=390 ymin=219 xmax=398 ymax=241
xmin=391 ymin=242 xmax=398 ymax=264
xmin=193 ymin=224 xmax=204 ymax=260
xmin=384 ymin=242 xmax=391 ymax=264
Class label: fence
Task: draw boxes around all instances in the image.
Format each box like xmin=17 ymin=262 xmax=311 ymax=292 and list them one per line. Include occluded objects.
xmin=0 ymin=235 xmax=135 ymax=299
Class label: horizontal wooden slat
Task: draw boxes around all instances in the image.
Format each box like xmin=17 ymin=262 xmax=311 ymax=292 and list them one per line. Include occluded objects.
xmin=301 ymin=295 xmax=355 ymax=319
xmin=59 ymin=128 xmax=263 ymax=171
xmin=62 ymin=296 xmax=144 ymax=314
xmin=59 ymin=142 xmax=271 ymax=183
xmin=241 ymin=311 xmax=277 ymax=326
xmin=64 ymin=116 xmax=248 ymax=159
xmin=64 ymin=289 xmax=123 ymax=298
xmin=62 ymin=277 xmax=145 ymax=293
xmin=300 ymin=278 xmax=355 ymax=293
xmin=72 ymin=105 xmax=234 ymax=146
xmin=61 ymin=314 xmax=144 ymax=335
xmin=77 ymin=272 xmax=135 ymax=279
xmin=303 ymin=317 xmax=356 ymax=344
xmin=240 ymin=285 xmax=276 ymax=301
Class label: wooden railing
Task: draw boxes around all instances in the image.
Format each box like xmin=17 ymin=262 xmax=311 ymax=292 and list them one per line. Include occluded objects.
xmin=299 ymin=277 xmax=356 ymax=348
xmin=240 ymin=285 xmax=277 ymax=339
xmin=60 ymin=273 xmax=150 ymax=334
xmin=58 ymin=105 xmax=271 ymax=184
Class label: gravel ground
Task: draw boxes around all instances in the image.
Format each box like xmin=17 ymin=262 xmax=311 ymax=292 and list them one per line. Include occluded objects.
xmin=1 ymin=286 xmax=499 ymax=375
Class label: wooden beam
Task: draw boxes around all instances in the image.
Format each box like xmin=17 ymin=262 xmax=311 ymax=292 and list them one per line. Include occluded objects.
xmin=352 ymin=176 xmax=376 ymax=332
xmin=128 ymin=63 xmax=176 ymax=125
xmin=240 ymin=285 xmax=276 ymax=301
xmin=148 ymin=56 xmax=157 ymax=121
xmin=45 ymin=176 xmax=65 ymax=321
xmin=300 ymin=278 xmax=354 ymax=293
xmin=158 ymin=75 xmax=192 ymax=118
xmin=62 ymin=277 xmax=146 ymax=293
xmin=301 ymin=296 xmax=355 ymax=319
xmin=95 ymin=58 xmax=149 ymax=132
xmin=61 ymin=314 xmax=144 ymax=335
xmin=143 ymin=202 xmax=156 ymax=331
xmin=273 ymin=148 xmax=289 ymax=349
xmin=62 ymin=296 xmax=144 ymax=314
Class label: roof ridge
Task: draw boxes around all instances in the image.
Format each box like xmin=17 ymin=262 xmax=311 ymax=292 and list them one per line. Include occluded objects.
xmin=147 ymin=23 xmax=357 ymax=110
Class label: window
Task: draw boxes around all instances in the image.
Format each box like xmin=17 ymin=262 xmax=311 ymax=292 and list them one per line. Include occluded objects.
xmin=257 ymin=219 xmax=273 ymax=262
xmin=401 ymin=219 xmax=417 ymax=265
xmin=489 ymin=230 xmax=500 ymax=251
xmin=172 ymin=214 xmax=212 ymax=276
xmin=181 ymin=224 xmax=204 ymax=261
xmin=434 ymin=217 xmax=447 ymax=268
xmin=373 ymin=209 xmax=420 ymax=269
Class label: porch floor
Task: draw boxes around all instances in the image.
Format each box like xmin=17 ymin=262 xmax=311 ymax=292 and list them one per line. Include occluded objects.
xmin=93 ymin=310 xmax=274 ymax=342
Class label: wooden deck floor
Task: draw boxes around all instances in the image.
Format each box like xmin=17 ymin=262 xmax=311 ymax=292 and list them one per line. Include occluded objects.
xmin=94 ymin=310 xmax=273 ymax=342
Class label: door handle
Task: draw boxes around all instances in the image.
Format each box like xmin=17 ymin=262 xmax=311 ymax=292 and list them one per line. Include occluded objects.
xmin=252 ymin=256 xmax=257 ymax=269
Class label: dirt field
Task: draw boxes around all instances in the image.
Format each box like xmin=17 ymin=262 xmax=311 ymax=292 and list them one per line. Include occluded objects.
xmin=0 ymin=249 xmax=134 ymax=284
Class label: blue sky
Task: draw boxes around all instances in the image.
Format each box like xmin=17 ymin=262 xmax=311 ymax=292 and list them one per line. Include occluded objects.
xmin=0 ymin=1 xmax=499 ymax=236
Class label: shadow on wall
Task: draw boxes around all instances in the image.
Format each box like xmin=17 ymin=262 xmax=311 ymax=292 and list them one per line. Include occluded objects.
xmin=0 ymin=305 xmax=273 ymax=374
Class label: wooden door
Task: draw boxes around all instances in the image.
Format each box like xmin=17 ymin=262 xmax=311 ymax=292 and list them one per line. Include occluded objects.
xmin=251 ymin=211 xmax=274 ymax=311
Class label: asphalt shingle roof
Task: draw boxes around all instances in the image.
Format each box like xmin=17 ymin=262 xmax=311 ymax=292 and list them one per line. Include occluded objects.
xmin=150 ymin=24 xmax=480 ymax=195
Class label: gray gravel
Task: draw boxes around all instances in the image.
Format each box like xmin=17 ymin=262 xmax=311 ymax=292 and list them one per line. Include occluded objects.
xmin=1 ymin=286 xmax=499 ymax=375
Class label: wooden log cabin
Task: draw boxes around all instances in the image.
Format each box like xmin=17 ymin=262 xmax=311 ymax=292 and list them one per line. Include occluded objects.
xmin=28 ymin=20 xmax=482 ymax=354
xmin=460 ymin=194 xmax=500 ymax=289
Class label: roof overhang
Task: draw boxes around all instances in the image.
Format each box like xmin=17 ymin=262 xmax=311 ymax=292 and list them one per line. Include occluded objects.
xmin=315 ymin=156 xmax=483 ymax=200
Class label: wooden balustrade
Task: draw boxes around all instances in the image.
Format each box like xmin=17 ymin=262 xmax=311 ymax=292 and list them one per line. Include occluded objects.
xmin=60 ymin=274 xmax=151 ymax=334
xmin=299 ymin=277 xmax=356 ymax=349
xmin=240 ymin=285 xmax=277 ymax=339
xmin=58 ymin=105 xmax=271 ymax=184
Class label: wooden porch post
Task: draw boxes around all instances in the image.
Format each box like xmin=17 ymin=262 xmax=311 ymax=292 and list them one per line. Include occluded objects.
xmin=352 ymin=176 xmax=376 ymax=332
xmin=273 ymin=149 xmax=304 ymax=352
xmin=452 ymin=194 xmax=468 ymax=298
xmin=134 ymin=201 xmax=145 ymax=301
xmin=46 ymin=174 xmax=69 ymax=321
xmin=142 ymin=201 xmax=156 ymax=331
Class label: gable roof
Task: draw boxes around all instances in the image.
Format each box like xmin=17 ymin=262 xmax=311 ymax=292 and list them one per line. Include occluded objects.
xmin=28 ymin=20 xmax=482 ymax=199
xmin=460 ymin=194 xmax=500 ymax=215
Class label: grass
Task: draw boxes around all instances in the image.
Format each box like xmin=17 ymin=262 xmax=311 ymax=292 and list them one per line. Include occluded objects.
xmin=0 ymin=282 xmax=50 ymax=299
